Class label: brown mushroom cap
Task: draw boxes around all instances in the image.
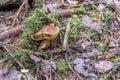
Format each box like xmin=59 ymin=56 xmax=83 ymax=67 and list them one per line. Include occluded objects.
xmin=31 ymin=23 xmax=60 ymax=41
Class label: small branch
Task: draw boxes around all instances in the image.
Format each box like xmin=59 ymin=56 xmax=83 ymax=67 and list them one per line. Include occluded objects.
xmin=0 ymin=24 xmax=24 ymax=41
xmin=1 ymin=44 xmax=35 ymax=80
xmin=0 ymin=41 xmax=45 ymax=56
xmin=25 ymin=0 xmax=29 ymax=16
xmin=2 ymin=45 xmax=24 ymax=68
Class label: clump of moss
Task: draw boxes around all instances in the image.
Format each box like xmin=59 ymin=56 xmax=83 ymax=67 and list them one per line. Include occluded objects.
xmin=34 ymin=0 xmax=42 ymax=8
xmin=14 ymin=50 xmax=29 ymax=65
xmin=23 ymin=8 xmax=55 ymax=37
xmin=55 ymin=59 xmax=69 ymax=74
xmin=2 ymin=50 xmax=29 ymax=68
xmin=68 ymin=15 xmax=83 ymax=43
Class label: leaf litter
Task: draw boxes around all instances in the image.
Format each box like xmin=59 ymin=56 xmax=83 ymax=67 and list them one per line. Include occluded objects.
xmin=0 ymin=0 xmax=120 ymax=80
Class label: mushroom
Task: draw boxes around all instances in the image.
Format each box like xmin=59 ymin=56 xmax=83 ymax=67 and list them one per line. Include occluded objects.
xmin=31 ymin=23 xmax=60 ymax=49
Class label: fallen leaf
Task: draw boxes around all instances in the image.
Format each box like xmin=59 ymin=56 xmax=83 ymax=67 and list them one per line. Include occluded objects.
xmin=82 ymin=41 xmax=93 ymax=52
xmin=103 ymin=0 xmax=120 ymax=10
xmin=41 ymin=60 xmax=56 ymax=75
xmin=95 ymin=61 xmax=113 ymax=73
xmin=81 ymin=15 xmax=102 ymax=33
xmin=45 ymin=3 xmax=59 ymax=13
xmin=0 ymin=67 xmax=19 ymax=80
xmin=85 ymin=48 xmax=103 ymax=57
xmin=108 ymin=41 xmax=119 ymax=48
xmin=30 ymin=54 xmax=41 ymax=62
xmin=69 ymin=42 xmax=85 ymax=52
xmin=74 ymin=58 xmax=96 ymax=77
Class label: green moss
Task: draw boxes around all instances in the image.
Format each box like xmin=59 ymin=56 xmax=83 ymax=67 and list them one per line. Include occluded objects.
xmin=23 ymin=8 xmax=55 ymax=37
xmin=112 ymin=56 xmax=120 ymax=64
xmin=94 ymin=41 xmax=106 ymax=51
xmin=0 ymin=50 xmax=4 ymax=58
xmin=68 ymin=15 xmax=83 ymax=43
xmin=34 ymin=0 xmax=42 ymax=8
xmin=55 ymin=59 xmax=69 ymax=74
xmin=15 ymin=51 xmax=28 ymax=61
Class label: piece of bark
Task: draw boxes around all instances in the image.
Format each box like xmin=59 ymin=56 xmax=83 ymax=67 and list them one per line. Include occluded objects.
xmin=0 ymin=24 xmax=24 ymax=41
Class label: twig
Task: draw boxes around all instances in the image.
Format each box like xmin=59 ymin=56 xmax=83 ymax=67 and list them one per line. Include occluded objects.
xmin=11 ymin=1 xmax=26 ymax=28
xmin=0 ymin=41 xmax=45 ymax=56
xmin=25 ymin=0 xmax=29 ymax=16
xmin=47 ymin=47 xmax=65 ymax=53
xmin=2 ymin=45 xmax=24 ymax=68
xmin=1 ymin=44 xmax=35 ymax=80
xmin=63 ymin=21 xmax=71 ymax=48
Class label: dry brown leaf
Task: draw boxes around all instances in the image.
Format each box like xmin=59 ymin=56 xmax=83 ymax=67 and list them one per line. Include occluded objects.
xmin=81 ymin=15 xmax=102 ymax=33
xmin=95 ymin=61 xmax=113 ymax=73
xmin=0 ymin=67 xmax=19 ymax=80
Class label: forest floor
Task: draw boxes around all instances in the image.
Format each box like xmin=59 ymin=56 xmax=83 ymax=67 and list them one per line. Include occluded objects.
xmin=0 ymin=0 xmax=120 ymax=80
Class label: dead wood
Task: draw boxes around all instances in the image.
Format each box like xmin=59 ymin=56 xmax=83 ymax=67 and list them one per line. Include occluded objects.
xmin=0 ymin=24 xmax=24 ymax=41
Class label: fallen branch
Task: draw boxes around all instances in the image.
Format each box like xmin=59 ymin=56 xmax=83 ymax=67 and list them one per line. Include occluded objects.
xmin=0 ymin=24 xmax=24 ymax=41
